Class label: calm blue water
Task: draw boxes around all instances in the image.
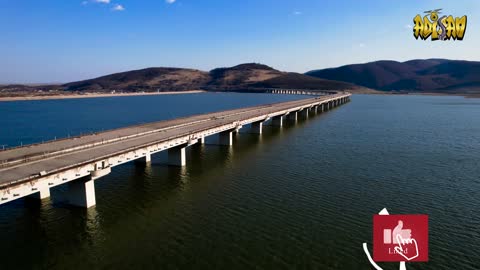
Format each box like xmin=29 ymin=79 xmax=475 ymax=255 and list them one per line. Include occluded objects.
xmin=0 ymin=93 xmax=479 ymax=270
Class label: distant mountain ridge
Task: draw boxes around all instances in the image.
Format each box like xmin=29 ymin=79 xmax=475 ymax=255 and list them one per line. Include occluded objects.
xmin=61 ymin=63 xmax=362 ymax=92
xmin=64 ymin=67 xmax=210 ymax=92
xmin=3 ymin=59 xmax=477 ymax=96
xmin=306 ymin=59 xmax=480 ymax=93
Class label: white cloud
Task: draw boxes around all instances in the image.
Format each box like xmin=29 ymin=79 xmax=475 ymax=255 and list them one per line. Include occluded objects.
xmin=112 ymin=4 xmax=125 ymax=11
xmin=359 ymin=43 xmax=366 ymax=48
xmin=84 ymin=0 xmax=124 ymax=12
xmin=405 ymin=24 xmax=412 ymax=29
xmin=166 ymin=0 xmax=176 ymax=4
xmin=293 ymin=11 xmax=302 ymax=15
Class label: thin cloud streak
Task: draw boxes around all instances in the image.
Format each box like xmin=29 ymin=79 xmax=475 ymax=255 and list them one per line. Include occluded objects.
xmin=112 ymin=4 xmax=125 ymax=11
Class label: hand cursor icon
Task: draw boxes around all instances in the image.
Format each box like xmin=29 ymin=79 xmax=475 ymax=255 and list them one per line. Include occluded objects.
xmin=392 ymin=220 xmax=411 ymax=244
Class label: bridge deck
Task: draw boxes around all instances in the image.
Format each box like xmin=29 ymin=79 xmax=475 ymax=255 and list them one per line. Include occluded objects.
xmin=0 ymin=103 xmax=296 ymax=165
xmin=0 ymin=93 xmax=350 ymax=192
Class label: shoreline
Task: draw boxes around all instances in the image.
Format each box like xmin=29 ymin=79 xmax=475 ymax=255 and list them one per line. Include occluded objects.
xmin=1 ymin=89 xmax=478 ymax=102
xmin=0 ymin=90 xmax=206 ymax=102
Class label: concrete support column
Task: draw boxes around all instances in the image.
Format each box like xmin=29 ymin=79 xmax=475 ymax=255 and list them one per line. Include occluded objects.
xmin=271 ymin=115 xmax=284 ymax=127
xmin=251 ymin=121 xmax=263 ymax=134
xmin=133 ymin=153 xmax=152 ymax=166
xmin=68 ymin=176 xmax=96 ymax=208
xmin=135 ymin=153 xmax=151 ymax=164
xmin=200 ymin=137 xmax=205 ymax=144
xmin=218 ymin=130 xmax=233 ymax=146
xmin=287 ymin=112 xmax=298 ymax=121
xmin=39 ymin=188 xmax=50 ymax=199
xmin=29 ymin=187 xmax=50 ymax=200
xmin=300 ymin=109 xmax=309 ymax=119
xmin=168 ymin=145 xmax=186 ymax=166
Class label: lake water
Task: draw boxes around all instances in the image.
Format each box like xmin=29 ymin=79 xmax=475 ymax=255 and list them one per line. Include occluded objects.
xmin=0 ymin=93 xmax=479 ymax=269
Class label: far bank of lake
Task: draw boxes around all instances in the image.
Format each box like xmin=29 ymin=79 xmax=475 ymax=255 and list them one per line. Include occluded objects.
xmin=0 ymin=90 xmax=206 ymax=102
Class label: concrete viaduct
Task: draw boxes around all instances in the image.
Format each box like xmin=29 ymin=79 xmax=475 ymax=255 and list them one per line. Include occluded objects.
xmin=0 ymin=92 xmax=351 ymax=208
xmin=268 ymin=89 xmax=335 ymax=95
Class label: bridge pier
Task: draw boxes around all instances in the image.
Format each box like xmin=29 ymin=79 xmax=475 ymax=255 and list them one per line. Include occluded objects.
xmin=250 ymin=121 xmax=263 ymax=134
xmin=135 ymin=153 xmax=151 ymax=164
xmin=29 ymin=187 xmax=50 ymax=200
xmin=200 ymin=137 xmax=205 ymax=144
xmin=68 ymin=176 xmax=96 ymax=208
xmin=168 ymin=145 xmax=187 ymax=166
xmin=272 ymin=115 xmax=284 ymax=127
xmin=299 ymin=109 xmax=309 ymax=119
xmin=218 ymin=130 xmax=233 ymax=146
xmin=287 ymin=111 xmax=298 ymax=121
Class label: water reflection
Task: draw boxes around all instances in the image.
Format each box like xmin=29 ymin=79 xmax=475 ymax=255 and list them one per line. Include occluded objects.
xmin=84 ymin=207 xmax=105 ymax=247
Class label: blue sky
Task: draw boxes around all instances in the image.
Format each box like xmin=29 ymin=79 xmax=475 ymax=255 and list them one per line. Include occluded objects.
xmin=0 ymin=0 xmax=479 ymax=83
